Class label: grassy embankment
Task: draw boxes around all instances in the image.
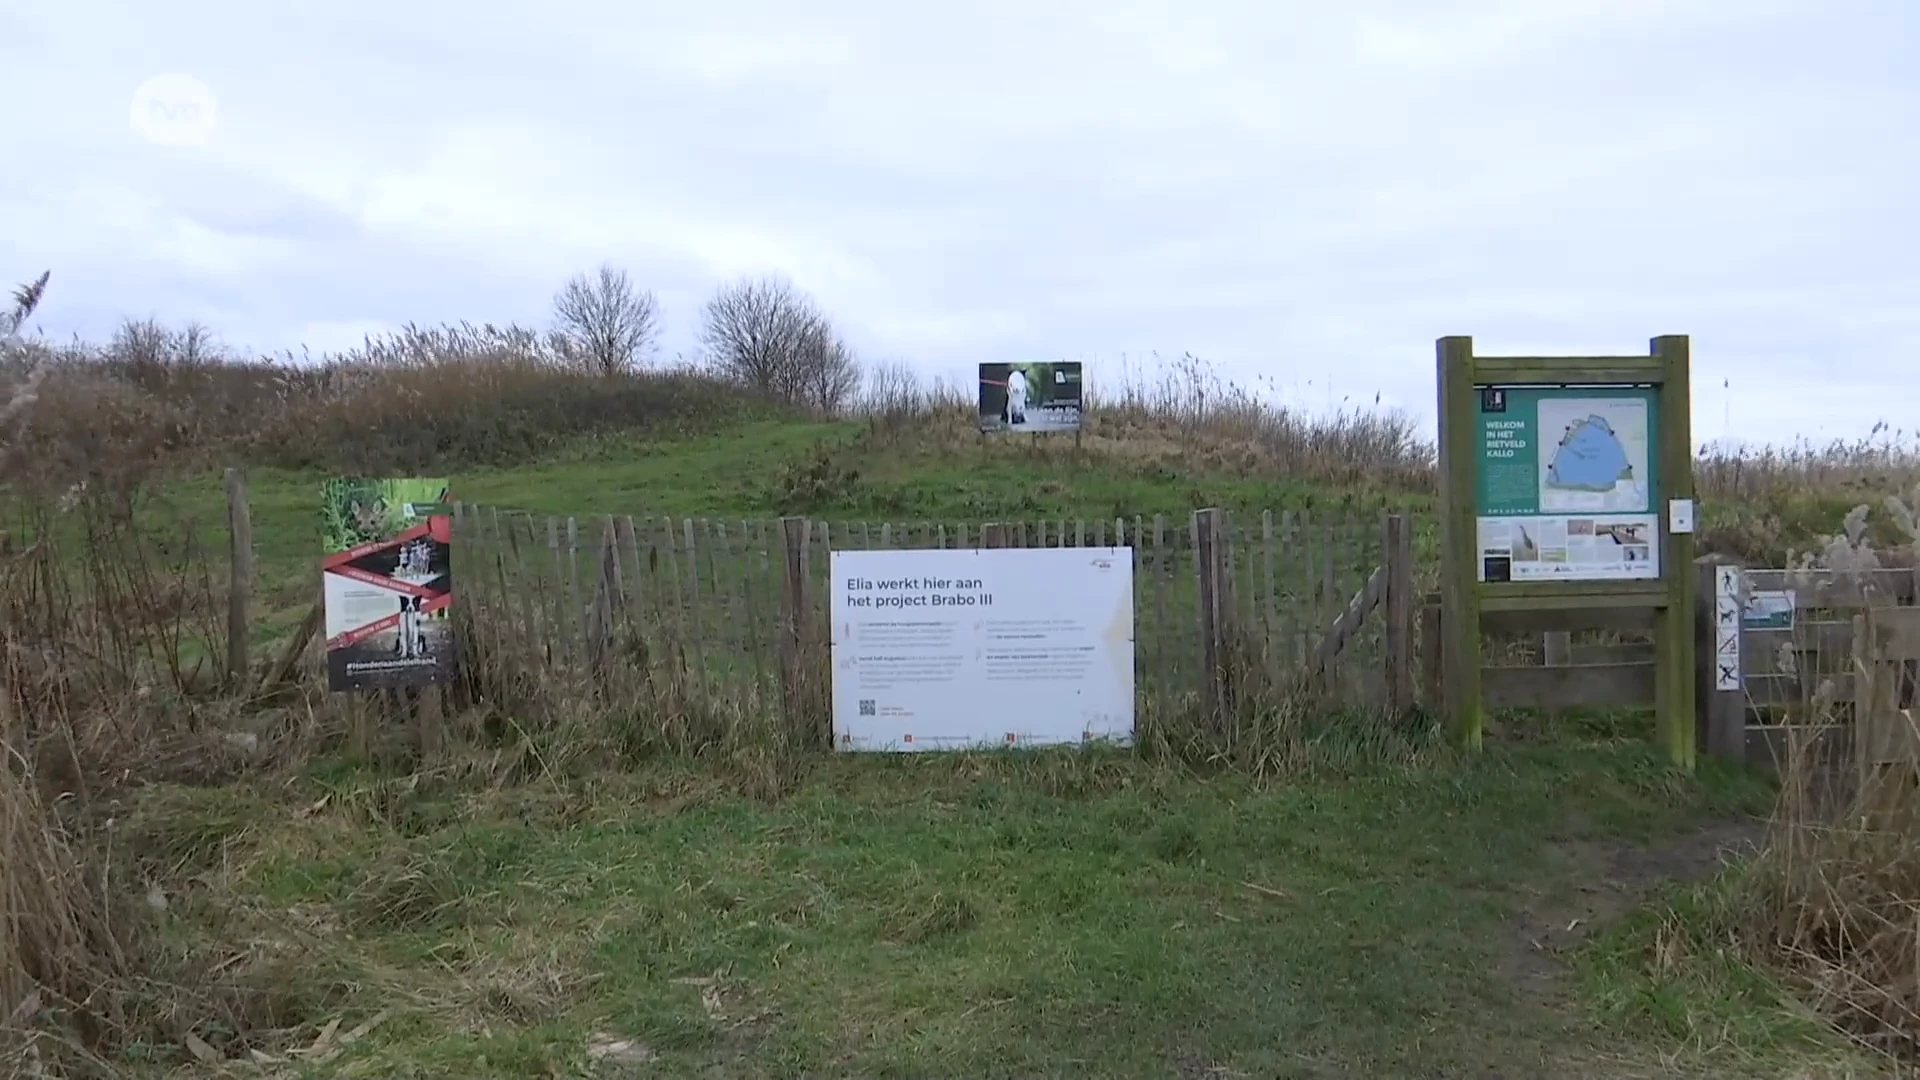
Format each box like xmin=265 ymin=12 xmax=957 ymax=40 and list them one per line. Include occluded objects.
xmin=6 ymin=330 xmax=1918 ymax=1077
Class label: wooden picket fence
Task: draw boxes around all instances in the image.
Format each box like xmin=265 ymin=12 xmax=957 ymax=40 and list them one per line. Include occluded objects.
xmin=211 ymin=456 xmax=1908 ymax=768
xmin=1697 ymin=563 xmax=1919 ymax=777
xmin=446 ymin=504 xmax=1422 ymax=744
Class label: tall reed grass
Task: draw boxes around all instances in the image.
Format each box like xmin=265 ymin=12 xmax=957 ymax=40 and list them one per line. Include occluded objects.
xmin=849 ymin=351 xmax=1434 ymax=493
xmin=0 ymin=492 xmax=314 ymax=1074
xmin=1736 ymin=487 xmax=1920 ymax=1062
xmin=0 ymin=321 xmax=780 ymax=498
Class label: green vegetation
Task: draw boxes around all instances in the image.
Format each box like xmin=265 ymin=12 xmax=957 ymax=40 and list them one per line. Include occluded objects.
xmin=150 ymin=417 xmax=1420 ymax=619
xmin=119 ymin=716 xmax=1868 ymax=1079
xmin=6 ymin=317 xmax=1919 ymax=1078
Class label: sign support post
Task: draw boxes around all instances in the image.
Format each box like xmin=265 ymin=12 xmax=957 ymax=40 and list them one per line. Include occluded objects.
xmin=1437 ymin=336 xmax=1696 ymax=769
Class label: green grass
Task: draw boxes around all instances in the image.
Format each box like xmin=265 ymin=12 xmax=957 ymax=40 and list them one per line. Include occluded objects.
xmin=130 ymin=412 xmax=1906 ymax=638
xmin=161 ymin=417 xmax=1418 ymax=542
xmin=1576 ymin=876 xmax=1848 ymax=1069
xmin=139 ymin=413 xmax=1905 ymax=628
xmin=58 ymin=412 xmax=1912 ymax=1077
xmin=18 ymin=318 xmax=1920 ymax=1080
xmin=118 ymin=716 xmax=1875 ymax=1079
xmin=139 ymin=418 xmax=1428 ymax=664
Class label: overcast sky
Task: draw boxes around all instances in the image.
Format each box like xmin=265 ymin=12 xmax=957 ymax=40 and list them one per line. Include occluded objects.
xmin=4 ymin=0 xmax=1914 ymax=446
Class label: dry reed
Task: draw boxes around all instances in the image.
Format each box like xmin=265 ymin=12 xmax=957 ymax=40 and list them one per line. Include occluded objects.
xmin=1738 ymin=486 xmax=1920 ymax=1062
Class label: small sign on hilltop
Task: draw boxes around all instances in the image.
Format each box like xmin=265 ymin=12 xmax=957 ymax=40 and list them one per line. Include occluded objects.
xmin=977 ymin=361 xmax=1084 ymax=434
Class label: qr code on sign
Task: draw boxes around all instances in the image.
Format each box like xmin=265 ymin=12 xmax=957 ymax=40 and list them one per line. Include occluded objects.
xmin=858 ymin=699 xmax=876 ymax=717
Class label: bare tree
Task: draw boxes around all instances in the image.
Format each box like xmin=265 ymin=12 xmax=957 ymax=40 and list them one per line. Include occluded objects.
xmin=113 ymin=316 xmax=173 ymax=362
xmin=176 ymin=320 xmax=220 ymax=364
xmin=699 ymin=275 xmax=858 ymax=414
xmin=855 ymin=358 xmax=925 ymax=416
xmin=797 ymin=332 xmax=860 ymax=415
xmin=552 ymin=264 xmax=661 ymax=375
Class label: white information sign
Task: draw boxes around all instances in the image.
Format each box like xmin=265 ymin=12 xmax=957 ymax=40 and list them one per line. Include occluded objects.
xmin=830 ymin=547 xmax=1134 ymax=751
xmin=1476 ymin=513 xmax=1660 ymax=582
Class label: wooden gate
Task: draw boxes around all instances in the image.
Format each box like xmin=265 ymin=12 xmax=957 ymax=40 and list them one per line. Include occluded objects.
xmin=1698 ymin=563 xmax=1917 ymax=774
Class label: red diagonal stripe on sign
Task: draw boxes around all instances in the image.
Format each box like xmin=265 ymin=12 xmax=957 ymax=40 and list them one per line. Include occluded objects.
xmin=328 ymin=612 xmax=401 ymax=651
xmin=325 ymin=594 xmax=455 ymax=651
xmin=321 ymin=521 xmax=435 ymax=570
xmin=329 ymin=566 xmax=442 ymax=598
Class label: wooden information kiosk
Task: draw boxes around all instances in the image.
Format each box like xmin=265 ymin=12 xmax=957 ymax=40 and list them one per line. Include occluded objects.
xmin=1435 ymin=336 xmax=1697 ymax=769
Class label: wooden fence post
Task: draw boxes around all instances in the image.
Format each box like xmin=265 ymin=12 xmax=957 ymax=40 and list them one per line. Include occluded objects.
xmin=567 ymin=516 xmax=588 ymax=655
xmin=546 ymin=518 xmax=574 ymax=670
xmin=1382 ymin=513 xmax=1415 ymax=715
xmin=586 ymin=517 xmax=619 ymax=685
xmin=224 ymin=467 xmax=253 ymax=688
xmin=417 ymin=687 xmax=443 ymax=761
xmin=346 ymin=694 xmax=372 ymax=763
xmin=1543 ymin=633 xmax=1571 ymax=666
xmin=1542 ymin=631 xmax=1570 ymax=723
xmin=1419 ymin=599 xmax=1443 ymax=710
xmin=778 ymin=517 xmax=817 ymax=747
xmin=982 ymin=523 xmax=1009 ymax=549
xmin=1694 ymin=554 xmax=1747 ymax=766
xmin=1194 ymin=508 xmax=1233 ymax=725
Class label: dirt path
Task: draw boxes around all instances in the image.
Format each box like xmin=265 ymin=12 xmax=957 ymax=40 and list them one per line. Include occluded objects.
xmin=1502 ymin=817 xmax=1765 ymax=998
xmin=1481 ymin=816 xmax=1772 ymax=1078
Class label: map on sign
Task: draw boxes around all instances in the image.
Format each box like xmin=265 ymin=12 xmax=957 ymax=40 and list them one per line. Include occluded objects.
xmin=1538 ymin=397 xmax=1649 ymax=513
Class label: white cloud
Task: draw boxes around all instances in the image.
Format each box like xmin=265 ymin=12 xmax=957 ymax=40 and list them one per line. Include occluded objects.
xmin=1 ymin=0 xmax=1914 ymax=445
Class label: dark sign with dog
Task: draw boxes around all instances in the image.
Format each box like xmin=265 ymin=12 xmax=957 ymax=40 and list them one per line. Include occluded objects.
xmin=978 ymin=361 xmax=1083 ymax=434
xmin=320 ymin=478 xmax=456 ymax=691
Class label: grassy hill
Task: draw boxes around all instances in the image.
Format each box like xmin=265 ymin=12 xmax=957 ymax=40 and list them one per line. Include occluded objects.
xmin=12 ymin=322 xmax=1908 ymax=619
xmin=6 ymin=328 xmax=1918 ymax=1078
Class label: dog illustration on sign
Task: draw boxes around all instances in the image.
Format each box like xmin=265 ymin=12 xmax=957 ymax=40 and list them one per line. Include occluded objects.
xmin=393 ymin=595 xmax=430 ymax=660
xmin=1004 ymin=366 xmax=1028 ymax=426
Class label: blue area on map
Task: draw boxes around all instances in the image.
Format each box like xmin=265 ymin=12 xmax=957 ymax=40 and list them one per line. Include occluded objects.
xmin=1546 ymin=415 xmax=1633 ymax=492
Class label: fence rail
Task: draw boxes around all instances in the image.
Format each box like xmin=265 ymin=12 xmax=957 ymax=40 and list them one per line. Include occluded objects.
xmin=449 ymin=505 xmax=1421 ymax=744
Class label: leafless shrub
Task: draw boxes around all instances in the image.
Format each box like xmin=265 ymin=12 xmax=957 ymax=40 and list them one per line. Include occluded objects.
xmin=798 ymin=333 xmax=860 ymax=416
xmin=0 ymin=316 xmax=775 ymax=492
xmin=849 ymin=360 xmax=971 ymax=446
xmin=854 ymin=360 xmax=925 ymax=417
xmin=699 ymin=276 xmax=858 ymax=415
xmin=551 ymin=264 xmax=661 ymax=376
xmin=174 ymin=321 xmax=221 ymax=365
